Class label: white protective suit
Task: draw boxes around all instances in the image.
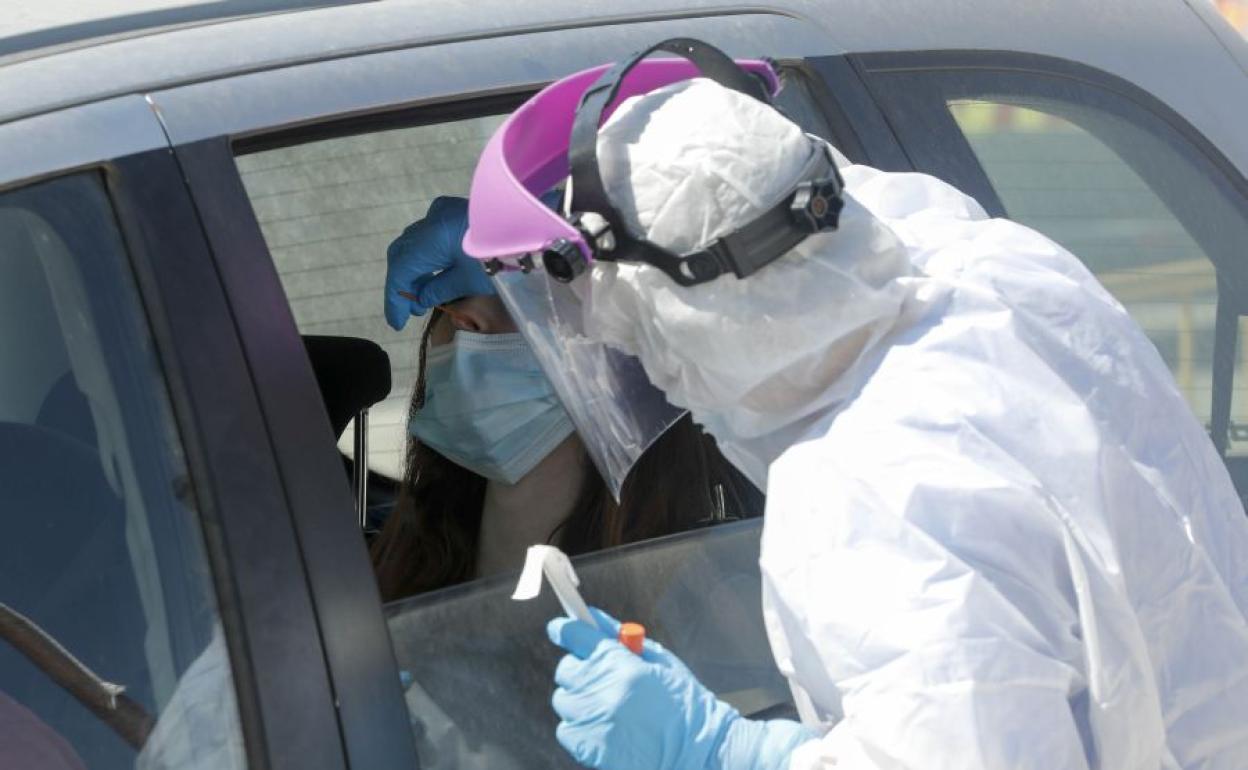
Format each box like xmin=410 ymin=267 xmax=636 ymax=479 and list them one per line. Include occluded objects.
xmin=586 ymin=78 xmax=1248 ymax=769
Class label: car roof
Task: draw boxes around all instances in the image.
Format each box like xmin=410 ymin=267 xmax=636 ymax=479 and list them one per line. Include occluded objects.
xmin=0 ymin=0 xmax=372 ymax=59
xmin=2 ymin=0 xmax=1247 ymax=160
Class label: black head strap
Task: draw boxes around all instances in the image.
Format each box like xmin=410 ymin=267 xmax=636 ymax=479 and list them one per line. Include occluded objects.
xmin=569 ymin=38 xmax=772 ymax=238
xmin=558 ymin=38 xmax=844 ymax=286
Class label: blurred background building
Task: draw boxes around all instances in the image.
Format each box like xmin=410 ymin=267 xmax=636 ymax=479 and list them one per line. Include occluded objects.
xmin=1218 ymin=0 xmax=1248 ymax=33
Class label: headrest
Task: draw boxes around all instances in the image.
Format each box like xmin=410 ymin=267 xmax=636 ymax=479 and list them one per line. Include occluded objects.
xmin=302 ymin=336 xmax=392 ymax=439
xmin=36 ymin=373 xmax=96 ymax=449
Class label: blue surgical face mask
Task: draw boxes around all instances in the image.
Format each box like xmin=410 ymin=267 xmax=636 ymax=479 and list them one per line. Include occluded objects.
xmin=408 ymin=331 xmax=575 ymax=484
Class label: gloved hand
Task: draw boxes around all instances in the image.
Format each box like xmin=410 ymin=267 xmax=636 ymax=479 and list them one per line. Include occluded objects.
xmin=548 ymin=607 xmax=814 ymax=770
xmin=383 ymin=196 xmax=493 ymax=331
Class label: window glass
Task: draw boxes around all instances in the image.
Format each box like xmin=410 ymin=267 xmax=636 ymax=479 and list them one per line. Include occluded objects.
xmin=948 ymin=98 xmax=1248 ymax=451
xmin=386 ymin=519 xmax=791 ymax=769
xmin=0 ymin=173 xmax=246 ymax=770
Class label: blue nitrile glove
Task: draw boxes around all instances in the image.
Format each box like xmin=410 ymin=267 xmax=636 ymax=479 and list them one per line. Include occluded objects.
xmin=548 ymin=607 xmax=814 ymax=770
xmin=384 ymin=196 xmax=491 ymax=331
xmin=383 ymin=191 xmax=564 ymax=331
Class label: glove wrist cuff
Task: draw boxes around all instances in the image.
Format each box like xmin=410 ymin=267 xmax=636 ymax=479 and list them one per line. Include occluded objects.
xmin=714 ymin=716 xmax=816 ymax=770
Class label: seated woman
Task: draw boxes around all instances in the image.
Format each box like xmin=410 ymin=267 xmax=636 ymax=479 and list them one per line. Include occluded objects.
xmin=371 ymin=198 xmax=760 ymax=602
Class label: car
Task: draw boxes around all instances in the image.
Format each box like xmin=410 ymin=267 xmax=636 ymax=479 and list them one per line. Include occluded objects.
xmin=3 ymin=1 xmax=1248 ymax=768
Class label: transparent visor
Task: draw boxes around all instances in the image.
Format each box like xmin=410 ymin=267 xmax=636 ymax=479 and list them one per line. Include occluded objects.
xmin=491 ymin=268 xmax=685 ymax=499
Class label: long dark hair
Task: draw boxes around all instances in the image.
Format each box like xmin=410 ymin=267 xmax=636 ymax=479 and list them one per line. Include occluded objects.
xmin=370 ymin=309 xmax=761 ymax=602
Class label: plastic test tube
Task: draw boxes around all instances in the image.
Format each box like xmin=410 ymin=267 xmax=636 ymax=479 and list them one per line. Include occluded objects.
xmin=514 ymin=545 xmax=647 ymax=655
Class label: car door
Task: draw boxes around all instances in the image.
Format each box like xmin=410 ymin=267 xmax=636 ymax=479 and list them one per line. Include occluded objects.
xmin=0 ymin=96 xmax=346 ymax=770
xmin=143 ymin=13 xmax=862 ymax=767
xmin=843 ymin=50 xmax=1248 ymax=502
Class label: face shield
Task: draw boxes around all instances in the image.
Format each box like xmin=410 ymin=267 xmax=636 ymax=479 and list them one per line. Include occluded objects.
xmin=489 ymin=269 xmax=677 ymax=499
xmin=461 ymin=39 xmax=846 ymax=496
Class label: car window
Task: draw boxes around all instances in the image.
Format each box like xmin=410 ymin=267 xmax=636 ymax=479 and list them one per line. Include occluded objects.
xmin=947 ymin=103 xmax=1224 ymax=423
xmin=945 ymin=97 xmax=1248 ymax=452
xmin=773 ymin=67 xmax=836 ymax=143
xmin=386 ymin=519 xmax=792 ymax=769
xmin=231 ymin=64 xmax=836 ymax=766
xmin=0 ymin=173 xmax=247 ymax=769
xmin=233 ymin=67 xmax=840 ymax=483
xmin=857 ymin=58 xmax=1248 ymax=455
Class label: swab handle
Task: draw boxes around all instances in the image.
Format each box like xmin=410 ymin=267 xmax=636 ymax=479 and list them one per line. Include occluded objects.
xmin=512 ymin=545 xmax=598 ymax=629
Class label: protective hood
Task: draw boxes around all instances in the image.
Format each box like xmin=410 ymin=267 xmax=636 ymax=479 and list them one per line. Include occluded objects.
xmin=585 ymin=78 xmax=916 ymax=485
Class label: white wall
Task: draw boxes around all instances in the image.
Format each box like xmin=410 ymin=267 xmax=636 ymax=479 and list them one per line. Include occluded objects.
xmin=236 ymin=115 xmax=504 ymax=478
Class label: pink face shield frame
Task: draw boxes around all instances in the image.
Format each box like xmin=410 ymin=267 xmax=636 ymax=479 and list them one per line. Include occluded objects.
xmin=460 ymin=57 xmax=780 ymax=270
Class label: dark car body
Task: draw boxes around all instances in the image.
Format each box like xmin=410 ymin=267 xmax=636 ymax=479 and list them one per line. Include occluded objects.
xmin=3 ymin=1 xmax=1248 ymax=768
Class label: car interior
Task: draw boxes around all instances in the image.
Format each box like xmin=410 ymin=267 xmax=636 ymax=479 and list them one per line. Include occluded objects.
xmin=0 ymin=181 xmax=210 ymax=768
xmin=302 ymin=334 xmax=395 ymax=531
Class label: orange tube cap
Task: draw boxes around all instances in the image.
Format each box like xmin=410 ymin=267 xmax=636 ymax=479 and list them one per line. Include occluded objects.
xmin=618 ymin=622 xmax=646 ymax=655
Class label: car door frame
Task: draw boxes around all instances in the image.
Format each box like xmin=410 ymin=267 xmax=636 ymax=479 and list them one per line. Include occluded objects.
xmin=143 ymin=12 xmax=874 ymax=768
xmin=0 ymin=96 xmax=351 ymax=770
xmin=843 ymin=48 xmax=1248 ymax=467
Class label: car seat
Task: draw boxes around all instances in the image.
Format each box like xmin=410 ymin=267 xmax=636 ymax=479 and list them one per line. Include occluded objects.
xmin=0 ymin=420 xmax=150 ymax=769
xmin=302 ymin=336 xmax=392 ymax=529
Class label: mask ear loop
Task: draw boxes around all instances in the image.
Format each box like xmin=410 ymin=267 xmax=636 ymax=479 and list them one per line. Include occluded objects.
xmin=411 ymin=307 xmax=445 ymax=413
xmin=562 ymin=40 xmax=842 ymax=287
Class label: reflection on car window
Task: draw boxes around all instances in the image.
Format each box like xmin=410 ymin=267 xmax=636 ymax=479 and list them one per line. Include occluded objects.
xmin=0 ymin=174 xmax=246 ymax=769
xmin=948 ymin=98 xmax=1248 ymax=452
xmin=386 ymin=520 xmax=793 ymax=769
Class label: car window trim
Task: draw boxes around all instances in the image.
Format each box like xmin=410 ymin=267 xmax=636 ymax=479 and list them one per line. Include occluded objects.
xmin=1213 ymin=277 xmax=1240 ymax=456
xmin=232 ymin=90 xmax=534 ymax=156
xmin=802 ymin=55 xmax=913 ymax=172
xmin=852 ymin=50 xmax=1248 ymax=300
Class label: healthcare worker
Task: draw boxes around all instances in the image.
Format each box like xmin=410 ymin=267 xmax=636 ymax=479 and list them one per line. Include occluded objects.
xmin=403 ymin=43 xmax=1248 ymax=769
